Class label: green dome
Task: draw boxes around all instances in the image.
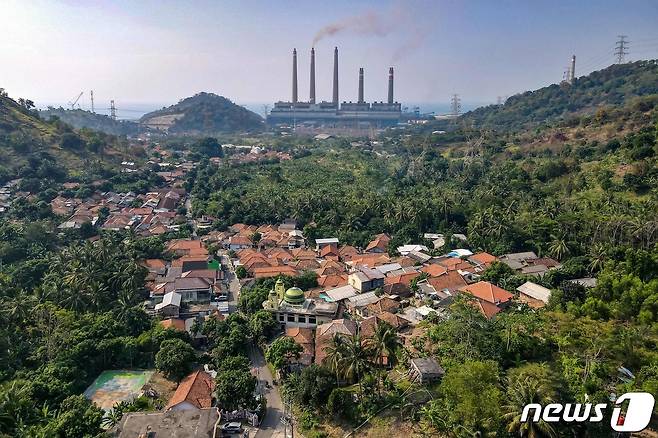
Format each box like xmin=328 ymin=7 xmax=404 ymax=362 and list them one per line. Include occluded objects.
xmin=284 ymin=287 xmax=305 ymax=304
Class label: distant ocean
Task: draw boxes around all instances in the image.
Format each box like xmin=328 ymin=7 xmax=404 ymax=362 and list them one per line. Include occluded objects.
xmin=36 ymin=100 xmax=490 ymax=121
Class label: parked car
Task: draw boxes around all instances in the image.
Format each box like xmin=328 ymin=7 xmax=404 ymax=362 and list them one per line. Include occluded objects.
xmin=221 ymin=422 xmax=243 ymax=435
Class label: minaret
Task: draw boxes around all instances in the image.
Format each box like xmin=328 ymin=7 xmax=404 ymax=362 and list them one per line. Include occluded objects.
xmin=332 ymin=46 xmax=339 ymax=106
xmin=310 ymin=48 xmax=316 ymax=104
xmin=358 ymin=68 xmax=364 ymax=104
xmin=292 ymin=48 xmax=298 ymax=104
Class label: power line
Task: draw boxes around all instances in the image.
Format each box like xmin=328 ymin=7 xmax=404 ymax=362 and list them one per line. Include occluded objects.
xmin=614 ymin=35 xmax=629 ymax=63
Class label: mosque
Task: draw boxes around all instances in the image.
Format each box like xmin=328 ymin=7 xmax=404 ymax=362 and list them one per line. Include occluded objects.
xmin=263 ymin=278 xmax=338 ymax=328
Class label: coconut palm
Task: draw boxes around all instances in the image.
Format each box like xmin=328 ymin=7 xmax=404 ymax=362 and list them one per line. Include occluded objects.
xmin=548 ymin=235 xmax=570 ymax=261
xmin=341 ymin=334 xmax=371 ymax=398
xmin=503 ymin=377 xmax=557 ymax=438
xmin=365 ymin=322 xmax=402 ymax=395
xmin=322 ymin=333 xmax=347 ymax=385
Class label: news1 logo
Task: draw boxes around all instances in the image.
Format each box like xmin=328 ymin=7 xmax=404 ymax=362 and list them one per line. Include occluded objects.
xmin=521 ymin=392 xmax=655 ymax=432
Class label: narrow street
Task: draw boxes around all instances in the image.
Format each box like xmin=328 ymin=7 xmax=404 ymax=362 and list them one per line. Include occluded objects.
xmin=249 ymin=346 xmax=288 ymax=438
xmin=221 ymin=252 xmax=289 ymax=437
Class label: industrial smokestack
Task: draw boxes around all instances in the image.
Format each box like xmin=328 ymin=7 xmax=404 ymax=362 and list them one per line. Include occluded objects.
xmin=570 ymin=55 xmax=576 ymax=84
xmin=292 ymin=48 xmax=298 ymax=103
xmin=332 ymin=47 xmax=339 ymax=106
xmin=310 ymin=48 xmax=316 ymax=104
xmin=388 ymin=67 xmax=394 ymax=104
xmin=358 ymin=68 xmax=364 ymax=103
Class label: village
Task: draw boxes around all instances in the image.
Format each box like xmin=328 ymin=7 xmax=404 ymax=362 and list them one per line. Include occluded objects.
xmin=102 ymin=217 xmax=597 ymax=437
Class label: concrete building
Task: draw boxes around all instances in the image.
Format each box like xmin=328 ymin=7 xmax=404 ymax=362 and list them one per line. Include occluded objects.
xmin=263 ymin=278 xmax=337 ymax=328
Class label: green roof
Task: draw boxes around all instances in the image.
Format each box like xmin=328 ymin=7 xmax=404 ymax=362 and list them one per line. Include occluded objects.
xmin=284 ymin=287 xmax=305 ymax=304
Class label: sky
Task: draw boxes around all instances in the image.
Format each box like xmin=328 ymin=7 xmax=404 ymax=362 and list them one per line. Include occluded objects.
xmin=2 ymin=0 xmax=658 ymax=115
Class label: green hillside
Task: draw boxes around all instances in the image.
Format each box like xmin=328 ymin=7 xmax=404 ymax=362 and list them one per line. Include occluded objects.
xmin=0 ymin=91 xmax=130 ymax=183
xmin=462 ymin=60 xmax=658 ymax=131
xmin=39 ymin=107 xmax=139 ymax=136
xmin=140 ymin=92 xmax=264 ymax=134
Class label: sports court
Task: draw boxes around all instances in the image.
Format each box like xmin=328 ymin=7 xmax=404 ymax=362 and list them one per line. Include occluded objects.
xmin=83 ymin=370 xmax=154 ymax=411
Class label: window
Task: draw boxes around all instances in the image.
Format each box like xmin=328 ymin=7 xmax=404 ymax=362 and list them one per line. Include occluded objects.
xmin=309 ymin=316 xmax=316 ymax=324
xmin=278 ymin=314 xmax=285 ymax=322
xmin=298 ymin=315 xmax=306 ymax=323
xmin=287 ymin=314 xmax=295 ymax=322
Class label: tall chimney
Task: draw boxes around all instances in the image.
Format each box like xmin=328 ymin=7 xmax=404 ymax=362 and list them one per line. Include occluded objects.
xmin=292 ymin=48 xmax=298 ymax=103
xmin=332 ymin=47 xmax=339 ymax=106
xmin=309 ymin=48 xmax=316 ymax=104
xmin=570 ymin=55 xmax=576 ymax=84
xmin=358 ymin=68 xmax=364 ymax=103
xmin=388 ymin=67 xmax=394 ymax=104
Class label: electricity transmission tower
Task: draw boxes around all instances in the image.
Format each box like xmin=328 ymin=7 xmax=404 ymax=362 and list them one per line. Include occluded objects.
xmin=614 ymin=35 xmax=629 ymax=63
xmin=110 ymin=100 xmax=117 ymax=120
xmin=450 ymin=94 xmax=461 ymax=116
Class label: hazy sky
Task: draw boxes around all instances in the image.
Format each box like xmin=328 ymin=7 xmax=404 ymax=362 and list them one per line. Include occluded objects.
xmin=2 ymin=0 xmax=658 ymax=111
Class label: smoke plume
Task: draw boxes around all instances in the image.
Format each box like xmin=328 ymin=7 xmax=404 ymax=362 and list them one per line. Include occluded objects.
xmin=312 ymin=5 xmax=428 ymax=63
xmin=312 ymin=10 xmax=391 ymax=46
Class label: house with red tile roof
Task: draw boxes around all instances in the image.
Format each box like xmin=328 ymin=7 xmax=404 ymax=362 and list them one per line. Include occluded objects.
xmin=160 ymin=318 xmax=186 ymax=331
xmin=314 ymin=319 xmax=357 ymax=365
xmin=365 ymin=233 xmax=391 ymax=254
xmin=426 ymin=271 xmax=468 ymax=293
xmin=253 ymin=265 xmax=299 ymax=279
xmin=317 ymin=274 xmax=349 ymax=288
xmin=420 ymin=264 xmax=448 ymax=277
xmin=468 ymin=252 xmax=498 ymax=266
xmin=459 ymin=281 xmax=514 ymax=319
xmin=165 ymin=370 xmax=215 ymax=411
xmin=286 ymin=327 xmax=315 ymax=366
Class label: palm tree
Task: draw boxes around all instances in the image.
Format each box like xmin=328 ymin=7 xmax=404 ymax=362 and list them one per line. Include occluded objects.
xmin=503 ymin=377 xmax=557 ymax=438
xmin=322 ymin=333 xmax=347 ymax=385
xmin=548 ymin=235 xmax=570 ymax=261
xmin=365 ymin=322 xmax=402 ymax=395
xmin=341 ymin=334 xmax=371 ymax=399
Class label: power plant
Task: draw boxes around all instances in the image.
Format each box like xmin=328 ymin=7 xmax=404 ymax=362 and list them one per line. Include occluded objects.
xmin=267 ymin=47 xmax=402 ymax=128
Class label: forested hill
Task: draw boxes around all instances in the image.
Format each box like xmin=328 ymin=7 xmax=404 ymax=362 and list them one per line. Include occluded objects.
xmin=0 ymin=91 xmax=130 ymax=183
xmin=462 ymin=60 xmax=658 ymax=131
xmin=39 ymin=107 xmax=139 ymax=136
xmin=140 ymin=92 xmax=264 ymax=134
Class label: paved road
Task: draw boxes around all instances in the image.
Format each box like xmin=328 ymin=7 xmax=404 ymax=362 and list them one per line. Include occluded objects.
xmin=220 ymin=253 xmax=241 ymax=314
xmin=250 ymin=346 xmax=288 ymax=438
xmin=221 ymin=252 xmax=289 ymax=438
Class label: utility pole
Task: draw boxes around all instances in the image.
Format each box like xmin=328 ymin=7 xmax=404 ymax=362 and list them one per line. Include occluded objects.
xmin=110 ymin=100 xmax=117 ymax=120
xmin=90 ymin=90 xmax=95 ymax=113
xmin=614 ymin=35 xmax=629 ymax=63
xmin=450 ymin=94 xmax=461 ymax=116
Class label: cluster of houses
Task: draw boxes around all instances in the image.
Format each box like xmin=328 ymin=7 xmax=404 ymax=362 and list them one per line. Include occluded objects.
xmin=54 ymin=187 xmax=187 ymax=235
xmin=217 ymin=144 xmax=292 ymax=165
xmin=142 ymin=239 xmax=229 ymax=340
xmin=0 ymin=179 xmax=19 ymax=214
xmin=213 ymin=224 xmax=577 ymax=379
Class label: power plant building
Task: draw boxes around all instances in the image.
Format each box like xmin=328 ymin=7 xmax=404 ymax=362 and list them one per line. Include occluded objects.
xmin=267 ymin=47 xmax=402 ymax=127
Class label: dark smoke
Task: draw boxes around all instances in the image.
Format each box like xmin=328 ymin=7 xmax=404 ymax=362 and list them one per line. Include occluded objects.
xmin=312 ymin=10 xmax=391 ymax=46
xmin=312 ymin=5 xmax=428 ymax=63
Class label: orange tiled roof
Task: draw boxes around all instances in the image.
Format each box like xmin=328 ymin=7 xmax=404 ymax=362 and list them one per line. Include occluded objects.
xmin=317 ymin=274 xmax=349 ymax=288
xmin=460 ymin=281 xmax=513 ymax=305
xmin=421 ymin=264 xmax=448 ymax=277
xmin=160 ymin=318 xmax=186 ymax=331
xmin=427 ymin=271 xmax=468 ymax=291
xmin=253 ymin=265 xmax=299 ymax=278
xmin=365 ymin=233 xmax=391 ymax=253
xmin=469 ymin=252 xmax=498 ymax=265
xmin=165 ymin=370 xmax=215 ymax=410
